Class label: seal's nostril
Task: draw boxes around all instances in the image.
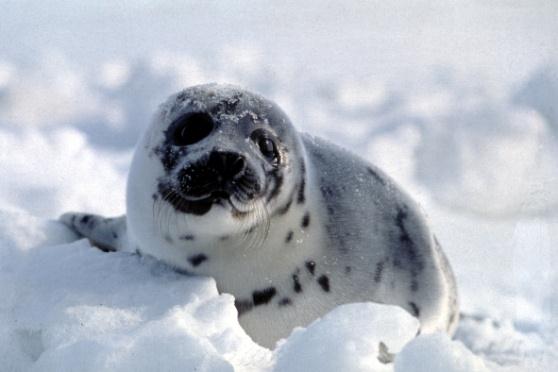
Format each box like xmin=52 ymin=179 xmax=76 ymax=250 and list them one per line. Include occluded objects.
xmin=230 ymin=156 xmax=246 ymax=178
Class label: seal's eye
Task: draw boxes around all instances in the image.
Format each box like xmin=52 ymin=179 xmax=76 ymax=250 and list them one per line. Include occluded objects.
xmin=170 ymin=112 xmax=214 ymax=146
xmin=258 ymin=138 xmax=276 ymax=158
xmin=252 ymin=129 xmax=280 ymax=165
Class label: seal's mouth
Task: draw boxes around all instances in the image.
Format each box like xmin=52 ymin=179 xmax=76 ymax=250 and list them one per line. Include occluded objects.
xmin=155 ymin=177 xmax=272 ymax=253
xmin=157 ymin=180 xmax=261 ymax=217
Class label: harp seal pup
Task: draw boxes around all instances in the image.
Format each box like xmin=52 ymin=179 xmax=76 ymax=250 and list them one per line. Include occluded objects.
xmin=61 ymin=83 xmax=459 ymax=348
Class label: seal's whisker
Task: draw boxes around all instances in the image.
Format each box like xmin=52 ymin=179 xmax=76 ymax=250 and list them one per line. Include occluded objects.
xmin=161 ymin=188 xmax=178 ymax=239
xmin=236 ymin=198 xmax=269 ymax=254
xmin=154 ymin=189 xmax=168 ymax=235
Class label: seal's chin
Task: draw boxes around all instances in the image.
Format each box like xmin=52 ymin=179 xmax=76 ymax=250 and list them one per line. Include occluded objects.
xmin=158 ymin=183 xmax=259 ymax=218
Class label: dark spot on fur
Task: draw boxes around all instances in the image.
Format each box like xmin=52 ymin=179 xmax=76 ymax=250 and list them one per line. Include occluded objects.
xmin=394 ymin=207 xmax=420 ymax=267
xmin=396 ymin=209 xmax=413 ymax=247
xmin=366 ymin=166 xmax=387 ymax=186
xmin=278 ymin=297 xmax=292 ymax=306
xmin=345 ymin=266 xmax=352 ymax=274
xmin=80 ymin=215 xmax=90 ymax=224
xmin=180 ymin=235 xmax=195 ymax=241
xmin=301 ymin=212 xmax=310 ymax=228
xmin=112 ymin=232 xmax=118 ymax=239
xmin=235 ymin=299 xmax=253 ymax=316
xmin=292 ymin=274 xmax=302 ymax=293
xmin=393 ymin=206 xmax=424 ymax=291
xmin=275 ymin=194 xmax=294 ymax=216
xmin=188 ymin=253 xmax=208 ymax=267
xmin=317 ymin=275 xmax=330 ymax=292
xmin=152 ymin=193 xmax=159 ymax=201
xmin=266 ymin=169 xmax=284 ymax=203
xmin=409 ymin=302 xmax=420 ymax=317
xmin=219 ymin=235 xmax=230 ymax=241
xmin=252 ymin=287 xmax=277 ymax=306
xmin=164 ymin=234 xmax=173 ymax=243
xmin=374 ymin=261 xmax=384 ymax=283
xmin=318 ymin=184 xmax=350 ymax=254
xmin=305 ymin=260 xmax=316 ymax=275
xmin=286 ymin=231 xmax=293 ymax=243
xmin=297 ymin=161 xmax=306 ymax=204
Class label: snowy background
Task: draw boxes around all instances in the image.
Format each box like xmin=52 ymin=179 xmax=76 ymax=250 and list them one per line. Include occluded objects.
xmin=1 ymin=0 xmax=557 ymax=370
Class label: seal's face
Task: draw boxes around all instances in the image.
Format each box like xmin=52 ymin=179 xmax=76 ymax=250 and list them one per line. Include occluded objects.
xmin=141 ymin=84 xmax=303 ymax=238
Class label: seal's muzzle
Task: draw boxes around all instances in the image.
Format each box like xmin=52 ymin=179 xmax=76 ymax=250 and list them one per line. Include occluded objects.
xmin=178 ymin=151 xmax=254 ymax=201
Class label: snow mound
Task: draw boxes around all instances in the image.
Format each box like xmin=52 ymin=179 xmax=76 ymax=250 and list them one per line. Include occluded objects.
xmin=394 ymin=333 xmax=490 ymax=372
xmin=407 ymin=73 xmax=558 ymax=217
xmin=0 ymin=127 xmax=128 ymax=218
xmin=8 ymin=208 xmax=552 ymax=371
xmin=274 ymin=303 xmax=418 ymax=372
xmin=0 ymin=209 xmax=271 ymax=371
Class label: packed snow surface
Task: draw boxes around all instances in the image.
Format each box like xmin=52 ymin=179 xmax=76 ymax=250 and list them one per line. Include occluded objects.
xmin=1 ymin=1 xmax=557 ymax=371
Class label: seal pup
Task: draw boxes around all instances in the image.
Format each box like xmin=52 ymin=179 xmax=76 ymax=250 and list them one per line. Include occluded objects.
xmin=61 ymin=83 xmax=458 ymax=348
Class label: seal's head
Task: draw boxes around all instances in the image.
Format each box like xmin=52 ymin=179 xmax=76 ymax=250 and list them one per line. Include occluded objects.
xmin=127 ymin=84 xmax=305 ymax=242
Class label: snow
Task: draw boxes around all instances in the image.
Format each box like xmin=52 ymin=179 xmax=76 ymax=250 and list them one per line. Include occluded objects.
xmin=394 ymin=333 xmax=491 ymax=372
xmin=274 ymin=303 xmax=419 ymax=372
xmin=1 ymin=1 xmax=557 ymax=371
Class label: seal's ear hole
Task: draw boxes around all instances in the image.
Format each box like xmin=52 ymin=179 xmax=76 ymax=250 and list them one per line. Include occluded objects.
xmin=170 ymin=112 xmax=214 ymax=146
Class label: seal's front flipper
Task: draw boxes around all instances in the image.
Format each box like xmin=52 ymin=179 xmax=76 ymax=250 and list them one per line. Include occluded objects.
xmin=60 ymin=213 xmax=126 ymax=252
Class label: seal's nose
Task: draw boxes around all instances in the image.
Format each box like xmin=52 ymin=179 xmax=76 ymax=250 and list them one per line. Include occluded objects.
xmin=178 ymin=151 xmax=247 ymax=198
xmin=207 ymin=151 xmax=246 ymax=180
